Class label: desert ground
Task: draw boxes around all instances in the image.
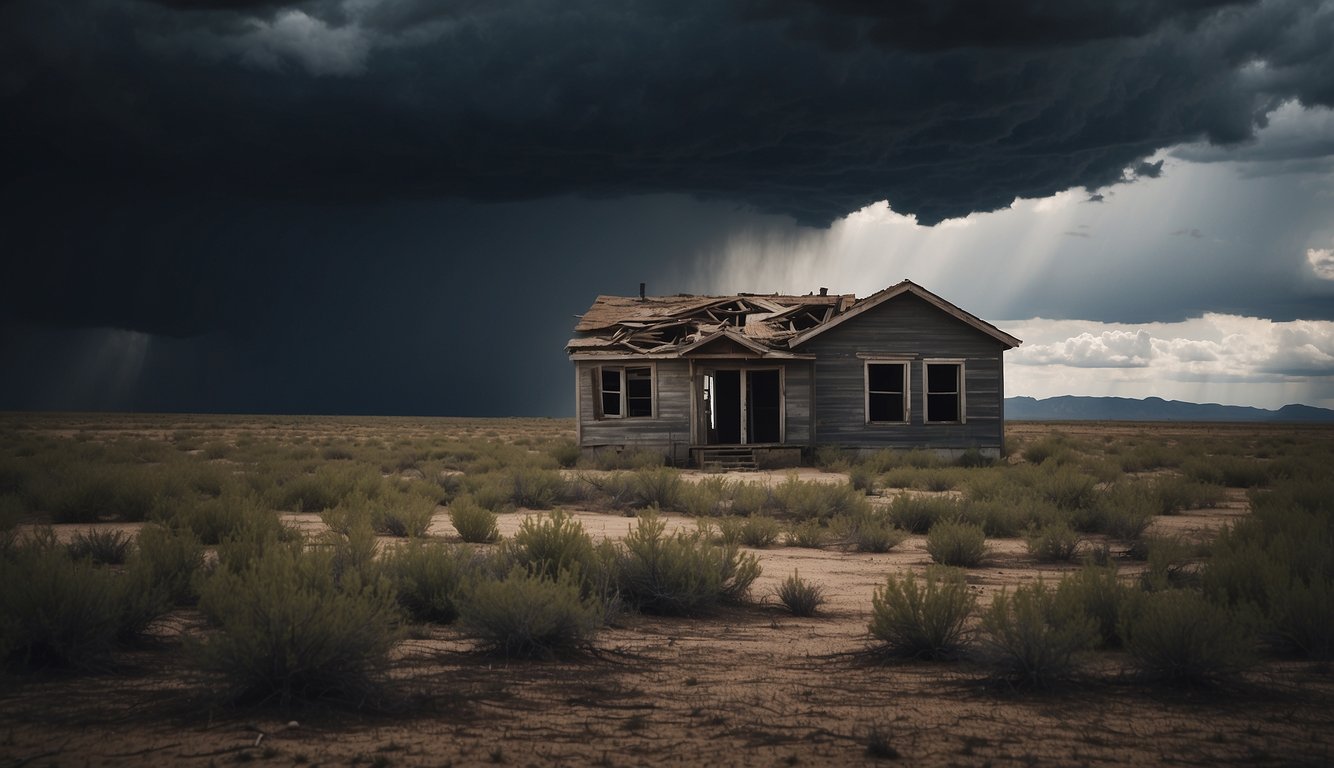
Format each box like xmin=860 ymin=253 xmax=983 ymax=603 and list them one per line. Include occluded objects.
xmin=1 ymin=414 xmax=1332 ymax=767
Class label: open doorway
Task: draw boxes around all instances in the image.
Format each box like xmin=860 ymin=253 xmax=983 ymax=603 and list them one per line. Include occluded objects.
xmin=701 ymin=368 xmax=782 ymax=445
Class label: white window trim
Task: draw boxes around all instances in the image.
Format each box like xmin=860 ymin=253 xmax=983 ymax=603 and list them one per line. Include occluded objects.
xmin=864 ymin=358 xmax=911 ymax=425
xmin=922 ymin=358 xmax=966 ymax=425
xmin=596 ymin=363 xmax=656 ymax=420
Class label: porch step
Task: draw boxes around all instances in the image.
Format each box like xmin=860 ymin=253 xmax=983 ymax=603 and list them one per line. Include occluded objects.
xmin=697 ymin=447 xmax=758 ymax=471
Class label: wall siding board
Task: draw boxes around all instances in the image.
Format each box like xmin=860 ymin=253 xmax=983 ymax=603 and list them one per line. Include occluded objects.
xmin=801 ymin=293 xmax=1008 ymax=451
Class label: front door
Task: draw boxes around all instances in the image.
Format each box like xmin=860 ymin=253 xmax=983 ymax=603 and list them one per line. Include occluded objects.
xmin=701 ymin=368 xmax=782 ymax=445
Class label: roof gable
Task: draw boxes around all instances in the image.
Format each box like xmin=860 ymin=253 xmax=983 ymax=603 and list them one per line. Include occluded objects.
xmin=787 ymin=280 xmax=1021 ymax=349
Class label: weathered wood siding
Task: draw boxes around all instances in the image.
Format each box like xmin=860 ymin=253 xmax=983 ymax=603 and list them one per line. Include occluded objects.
xmin=784 ymin=361 xmax=813 ymax=445
xmin=801 ymin=293 xmax=1008 ymax=451
xmin=576 ymin=360 xmax=692 ymax=458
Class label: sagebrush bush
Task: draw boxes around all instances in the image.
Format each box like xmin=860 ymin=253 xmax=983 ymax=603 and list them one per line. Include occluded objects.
xmin=1 ymin=543 xmax=161 ymax=669
xmin=459 ymin=566 xmax=604 ymax=657
xmin=739 ymin=515 xmax=782 ymax=547
xmin=830 ymin=510 xmax=906 ymax=553
xmin=507 ymin=467 xmax=567 ymax=509
xmin=631 ymin=467 xmax=685 ymax=510
xmin=770 ymin=475 xmax=869 ymax=520
xmin=194 ymin=544 xmax=402 ymax=705
xmin=449 ymin=494 xmax=501 ymax=543
xmin=548 ymin=439 xmax=582 ymax=468
xmin=783 ymin=519 xmax=830 ymax=548
xmin=506 ymin=509 xmax=600 ymax=585
xmin=926 ymin=521 xmax=987 ymax=567
xmin=775 ymin=570 xmax=826 ymax=617
xmin=1056 ymin=563 xmax=1137 ymax=648
xmin=886 ymin=494 xmax=960 ymax=534
xmin=613 ymin=512 xmax=760 ymax=615
xmin=1121 ymin=589 xmax=1255 ymax=684
xmin=1025 ymin=523 xmax=1080 ymax=562
xmin=980 ymin=580 xmax=1097 ymax=688
xmin=43 ymin=465 xmax=165 ymax=523
xmin=381 ymin=540 xmax=477 ymax=623
xmin=678 ymin=476 xmax=731 ymax=517
xmin=67 ymin=528 xmax=134 ymax=565
xmin=1036 ymin=468 xmax=1098 ymax=512
xmin=847 ymin=464 xmax=878 ymax=495
xmin=1182 ymin=456 xmax=1270 ymax=488
xmin=171 ymin=488 xmax=278 ymax=545
xmin=132 ymin=523 xmax=204 ymax=605
xmin=868 ymin=568 xmax=974 ymax=660
xmin=1203 ymin=480 xmax=1334 ymax=657
xmin=377 ymin=491 xmax=437 ymax=537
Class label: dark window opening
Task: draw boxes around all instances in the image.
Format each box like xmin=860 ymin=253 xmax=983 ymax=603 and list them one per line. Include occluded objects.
xmin=867 ymin=362 xmax=907 ymax=423
xmin=925 ymin=363 xmax=962 ymax=423
xmin=626 ymin=367 xmax=653 ymax=417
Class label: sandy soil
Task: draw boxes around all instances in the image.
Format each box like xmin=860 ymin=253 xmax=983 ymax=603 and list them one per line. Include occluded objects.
xmin=3 ymin=420 xmax=1332 ymax=767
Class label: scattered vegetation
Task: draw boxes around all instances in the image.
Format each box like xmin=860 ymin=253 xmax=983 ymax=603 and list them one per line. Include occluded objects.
xmin=925 ymin=521 xmax=988 ymax=567
xmin=774 ymin=570 xmax=825 ymax=617
xmin=868 ymin=569 xmax=975 ymax=660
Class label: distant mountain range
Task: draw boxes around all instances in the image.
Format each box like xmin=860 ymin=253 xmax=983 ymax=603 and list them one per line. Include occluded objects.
xmin=1006 ymin=396 xmax=1334 ymax=422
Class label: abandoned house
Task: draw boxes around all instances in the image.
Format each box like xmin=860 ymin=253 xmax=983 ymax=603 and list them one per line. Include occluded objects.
xmin=566 ymin=280 xmax=1022 ymax=467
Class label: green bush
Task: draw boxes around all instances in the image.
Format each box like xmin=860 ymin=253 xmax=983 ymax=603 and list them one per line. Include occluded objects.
xmin=132 ymin=524 xmax=204 ymax=605
xmin=783 ymin=519 xmax=830 ymax=548
xmin=172 ymin=489 xmax=278 ymax=546
xmin=1182 ymin=456 xmax=1271 ymax=488
xmin=613 ymin=512 xmax=760 ymax=615
xmin=548 ymin=439 xmax=582 ymax=468
xmin=979 ymin=580 xmax=1097 ymax=688
xmin=67 ymin=528 xmax=134 ymax=565
xmin=507 ymin=467 xmax=567 ymax=509
xmin=1036 ymin=468 xmax=1098 ymax=511
xmin=506 ymin=509 xmax=599 ymax=584
xmin=459 ymin=566 xmax=604 ymax=657
xmin=449 ymin=495 xmax=501 ymax=543
xmin=269 ymin=464 xmax=385 ymax=513
xmin=847 ymin=464 xmax=878 ymax=495
xmin=678 ymin=477 xmax=731 ymax=517
xmin=886 ymin=494 xmax=960 ymax=534
xmin=1055 ymin=563 xmax=1137 ymax=648
xmin=1121 ymin=589 xmax=1255 ymax=684
xmin=631 ymin=467 xmax=685 ymax=510
xmin=1 ymin=544 xmax=161 ymax=669
xmin=739 ymin=515 xmax=782 ymax=547
xmin=830 ymin=510 xmax=907 ymax=553
xmin=45 ymin=465 xmax=163 ymax=523
xmin=926 ymin=521 xmax=987 ymax=567
xmin=775 ymin=570 xmax=825 ymax=617
xmin=194 ymin=544 xmax=402 ymax=705
xmin=868 ymin=569 xmax=975 ymax=660
xmin=377 ymin=491 xmax=437 ymax=538
xmin=381 ymin=540 xmax=477 ymax=623
xmin=1025 ymin=524 xmax=1080 ymax=562
xmin=1147 ymin=476 xmax=1224 ymax=515
xmin=769 ymin=475 xmax=869 ymax=520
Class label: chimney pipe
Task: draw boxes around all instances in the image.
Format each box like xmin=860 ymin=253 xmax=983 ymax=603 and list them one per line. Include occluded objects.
xmin=819 ymin=287 xmax=828 ymax=296
xmin=639 ymin=282 xmax=646 ymax=300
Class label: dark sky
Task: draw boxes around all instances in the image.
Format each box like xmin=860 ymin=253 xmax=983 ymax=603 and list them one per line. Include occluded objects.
xmin=3 ymin=0 xmax=1333 ymax=415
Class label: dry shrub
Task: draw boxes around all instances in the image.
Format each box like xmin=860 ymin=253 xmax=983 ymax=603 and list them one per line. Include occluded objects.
xmin=868 ymin=568 xmax=974 ymax=660
xmin=926 ymin=521 xmax=987 ymax=567
xmin=381 ymin=540 xmax=479 ymax=624
xmin=613 ymin=512 xmax=760 ymax=615
xmin=1121 ymin=589 xmax=1256 ymax=684
xmin=980 ymin=580 xmax=1097 ymax=688
xmin=449 ymin=494 xmax=500 ymax=543
xmin=194 ymin=544 xmax=401 ymax=705
xmin=775 ymin=570 xmax=826 ymax=617
xmin=1025 ymin=523 xmax=1080 ymax=562
xmin=458 ymin=567 xmax=605 ymax=658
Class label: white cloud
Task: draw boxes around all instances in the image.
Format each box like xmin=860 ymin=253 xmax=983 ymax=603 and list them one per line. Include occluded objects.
xmin=1002 ymin=314 xmax=1334 ymax=408
xmin=238 ymin=11 xmax=373 ymax=76
xmin=1309 ymin=247 xmax=1334 ymax=280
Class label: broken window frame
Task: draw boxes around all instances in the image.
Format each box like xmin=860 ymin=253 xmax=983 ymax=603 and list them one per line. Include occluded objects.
xmin=923 ymin=359 xmax=966 ymax=424
xmin=593 ymin=364 xmax=655 ymax=420
xmin=864 ymin=359 xmax=910 ymax=425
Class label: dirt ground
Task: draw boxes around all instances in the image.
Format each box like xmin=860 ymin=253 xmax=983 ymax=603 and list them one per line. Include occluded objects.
xmin=2 ymin=420 xmax=1333 ymax=767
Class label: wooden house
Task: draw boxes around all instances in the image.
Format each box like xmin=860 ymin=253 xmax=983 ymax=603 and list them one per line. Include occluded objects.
xmin=566 ymin=280 xmax=1021 ymax=467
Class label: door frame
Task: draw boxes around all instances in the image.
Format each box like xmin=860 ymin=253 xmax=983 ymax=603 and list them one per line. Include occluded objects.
xmin=691 ymin=362 xmax=785 ymax=445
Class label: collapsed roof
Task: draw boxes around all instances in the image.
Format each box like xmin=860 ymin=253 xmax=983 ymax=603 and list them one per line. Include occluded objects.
xmin=567 ymin=280 xmax=1021 ymax=358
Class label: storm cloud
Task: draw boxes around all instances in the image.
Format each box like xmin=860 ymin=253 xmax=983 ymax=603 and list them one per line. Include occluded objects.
xmin=3 ymin=0 xmax=1333 ymax=413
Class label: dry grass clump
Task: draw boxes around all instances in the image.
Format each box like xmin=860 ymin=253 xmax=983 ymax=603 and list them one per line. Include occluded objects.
xmin=66 ymin=528 xmax=134 ymax=565
xmin=868 ymin=568 xmax=974 ymax=660
xmin=886 ymin=494 xmax=960 ymax=534
xmin=774 ymin=570 xmax=826 ymax=617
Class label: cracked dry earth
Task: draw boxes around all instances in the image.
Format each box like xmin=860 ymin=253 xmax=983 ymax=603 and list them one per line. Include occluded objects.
xmin=4 ymin=478 xmax=1334 ymax=766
